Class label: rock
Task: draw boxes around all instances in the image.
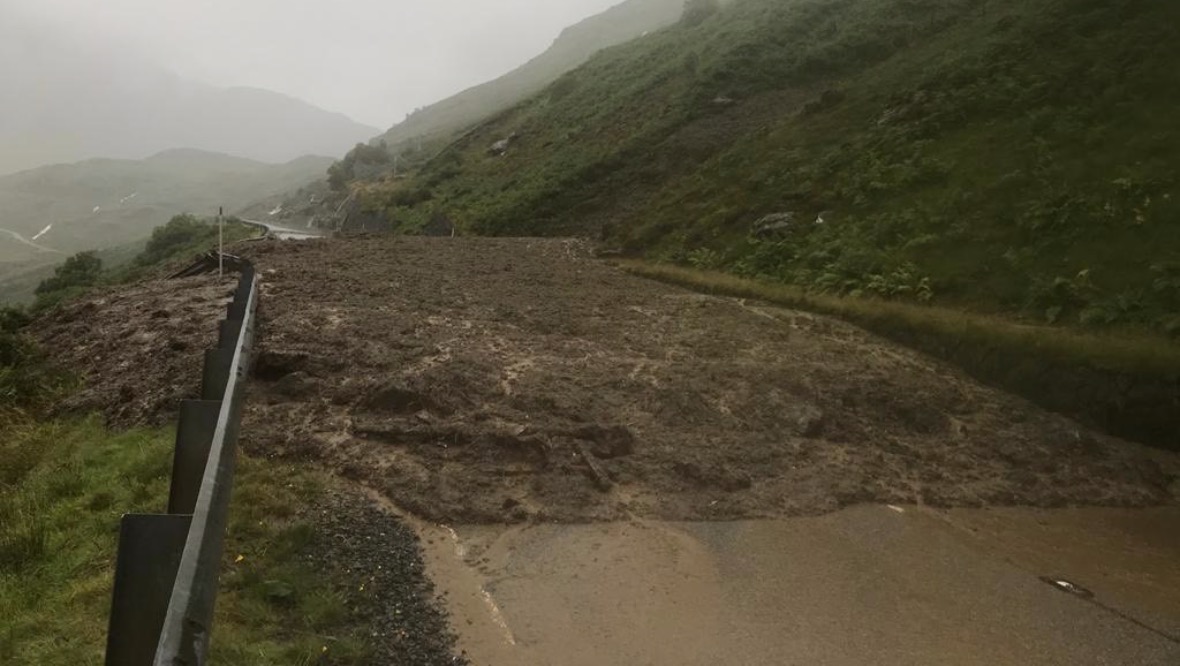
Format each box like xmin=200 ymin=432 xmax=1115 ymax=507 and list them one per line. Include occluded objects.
xmin=794 ymin=406 xmax=826 ymax=438
xmin=488 ymin=132 xmax=519 ymax=157
xmin=572 ymin=425 xmax=636 ymax=459
xmin=273 ymin=371 xmax=316 ymax=398
xmin=751 ymin=212 xmax=798 ymax=238
xmin=254 ymin=350 xmax=310 ymax=381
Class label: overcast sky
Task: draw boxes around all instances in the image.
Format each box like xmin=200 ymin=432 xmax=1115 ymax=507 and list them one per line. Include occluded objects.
xmin=8 ymin=0 xmax=624 ymax=128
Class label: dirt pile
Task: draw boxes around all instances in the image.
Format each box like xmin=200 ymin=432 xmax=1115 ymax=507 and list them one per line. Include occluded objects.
xmin=29 ymin=273 xmax=237 ymax=427
xmin=233 ymin=237 xmax=1175 ymax=523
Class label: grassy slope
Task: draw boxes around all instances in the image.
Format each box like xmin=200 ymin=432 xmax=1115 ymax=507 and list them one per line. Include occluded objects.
xmin=377 ymin=0 xmax=685 ymax=151
xmin=0 ymin=220 xmax=380 ymax=663
xmin=372 ymin=0 xmax=1180 ymax=334
xmin=0 ymin=419 xmax=369 ymax=664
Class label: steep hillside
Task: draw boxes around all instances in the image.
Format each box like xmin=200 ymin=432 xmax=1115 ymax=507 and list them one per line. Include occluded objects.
xmin=0 ymin=11 xmax=377 ymax=176
xmin=365 ymin=0 xmax=1180 ymax=334
xmin=377 ymin=0 xmax=685 ymax=150
xmin=0 ymin=150 xmax=333 ymax=299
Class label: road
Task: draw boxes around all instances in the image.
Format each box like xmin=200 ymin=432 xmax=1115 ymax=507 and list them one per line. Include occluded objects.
xmin=240 ymin=218 xmax=324 ymax=241
xmin=406 ymin=504 xmax=1180 ymax=666
xmin=0 ymin=227 xmax=63 ymax=254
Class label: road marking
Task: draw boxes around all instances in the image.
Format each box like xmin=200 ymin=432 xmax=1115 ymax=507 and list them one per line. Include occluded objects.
xmin=480 ymin=588 xmax=518 ymax=646
xmin=440 ymin=524 xmax=517 ymax=646
xmin=0 ymin=227 xmax=64 ymax=253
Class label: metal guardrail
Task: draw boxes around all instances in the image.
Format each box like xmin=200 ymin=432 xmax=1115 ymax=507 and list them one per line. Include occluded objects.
xmin=104 ymin=263 xmax=258 ymax=665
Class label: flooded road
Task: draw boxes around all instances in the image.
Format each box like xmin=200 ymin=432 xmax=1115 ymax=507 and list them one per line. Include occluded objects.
xmin=402 ymin=504 xmax=1180 ymax=665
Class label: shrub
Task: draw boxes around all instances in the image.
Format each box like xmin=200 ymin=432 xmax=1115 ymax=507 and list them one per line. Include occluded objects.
xmin=135 ymin=214 xmax=212 ymax=267
xmin=328 ymin=142 xmax=392 ymax=191
xmin=34 ymin=252 xmax=102 ymax=298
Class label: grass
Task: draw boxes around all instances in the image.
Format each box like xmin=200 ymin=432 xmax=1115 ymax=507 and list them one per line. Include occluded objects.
xmin=0 ymin=417 xmax=372 ymax=665
xmin=623 ymin=260 xmax=1180 ymax=450
xmin=364 ymin=0 xmax=1180 ymax=336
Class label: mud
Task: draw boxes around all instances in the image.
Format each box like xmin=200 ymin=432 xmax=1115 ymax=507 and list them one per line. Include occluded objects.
xmin=226 ymin=236 xmax=1175 ymax=523
xmin=29 ymin=273 xmax=237 ymax=427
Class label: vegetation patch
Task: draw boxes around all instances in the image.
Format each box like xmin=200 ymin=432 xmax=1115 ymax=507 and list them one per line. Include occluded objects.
xmin=0 ymin=418 xmax=374 ymax=664
xmin=364 ymin=0 xmax=1179 ymax=338
xmin=27 ymin=214 xmax=258 ymax=313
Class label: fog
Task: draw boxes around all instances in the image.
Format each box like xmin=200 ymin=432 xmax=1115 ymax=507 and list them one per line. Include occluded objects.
xmin=7 ymin=0 xmax=625 ymax=127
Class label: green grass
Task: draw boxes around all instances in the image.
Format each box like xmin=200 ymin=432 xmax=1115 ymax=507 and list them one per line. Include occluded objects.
xmin=623 ymin=260 xmax=1180 ymax=450
xmin=365 ymin=0 xmax=1180 ymax=336
xmin=0 ymin=417 xmax=371 ymax=665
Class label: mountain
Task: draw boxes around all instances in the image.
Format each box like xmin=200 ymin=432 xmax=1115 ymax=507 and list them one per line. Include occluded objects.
xmin=0 ymin=150 xmax=334 ymax=285
xmin=378 ymin=0 xmax=686 ymax=150
xmin=358 ymin=0 xmax=1180 ymax=335
xmin=0 ymin=11 xmax=378 ymax=176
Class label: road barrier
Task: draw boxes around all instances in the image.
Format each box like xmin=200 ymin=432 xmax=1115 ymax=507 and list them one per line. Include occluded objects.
xmin=104 ymin=263 xmax=258 ymax=665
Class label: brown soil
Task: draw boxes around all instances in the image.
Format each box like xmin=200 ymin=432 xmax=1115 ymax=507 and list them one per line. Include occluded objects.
xmin=29 ymin=273 xmax=237 ymax=427
xmin=224 ymin=236 xmax=1175 ymax=524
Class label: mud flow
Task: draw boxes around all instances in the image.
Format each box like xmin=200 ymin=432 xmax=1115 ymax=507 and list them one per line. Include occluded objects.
xmin=214 ymin=236 xmax=1175 ymax=524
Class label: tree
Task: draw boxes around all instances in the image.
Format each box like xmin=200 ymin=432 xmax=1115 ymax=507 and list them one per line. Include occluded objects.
xmin=135 ymin=214 xmax=209 ymax=266
xmin=35 ymin=251 xmax=102 ymax=296
xmin=327 ymin=141 xmax=392 ymax=191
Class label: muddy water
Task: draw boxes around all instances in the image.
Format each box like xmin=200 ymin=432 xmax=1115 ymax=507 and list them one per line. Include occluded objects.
xmin=391 ymin=502 xmax=1180 ymax=665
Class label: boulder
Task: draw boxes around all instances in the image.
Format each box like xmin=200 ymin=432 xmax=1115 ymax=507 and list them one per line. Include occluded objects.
xmin=751 ymin=212 xmax=798 ymax=238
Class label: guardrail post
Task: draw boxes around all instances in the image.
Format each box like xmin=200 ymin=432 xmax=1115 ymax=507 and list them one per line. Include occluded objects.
xmin=218 ymin=319 xmax=243 ymax=350
xmin=200 ymin=348 xmax=235 ymax=401
xmin=106 ymin=267 xmax=257 ymax=665
xmin=104 ymin=514 xmax=193 ymax=666
xmin=168 ymin=400 xmax=223 ymax=515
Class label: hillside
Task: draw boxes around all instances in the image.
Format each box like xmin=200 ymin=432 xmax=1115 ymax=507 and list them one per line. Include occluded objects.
xmin=0 ymin=150 xmax=333 ymax=301
xmin=0 ymin=11 xmax=377 ymax=176
xmin=377 ymin=0 xmax=686 ymax=151
xmin=360 ymin=0 xmax=1180 ymax=335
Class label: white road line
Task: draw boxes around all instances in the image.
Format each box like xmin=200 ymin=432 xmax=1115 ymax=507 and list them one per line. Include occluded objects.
xmin=0 ymin=227 xmax=64 ymax=253
xmin=440 ymin=524 xmax=517 ymax=646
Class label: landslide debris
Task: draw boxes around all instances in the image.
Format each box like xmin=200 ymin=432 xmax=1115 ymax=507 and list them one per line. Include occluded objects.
xmin=28 ymin=273 xmax=236 ymax=427
xmin=234 ymin=237 xmax=1175 ymax=524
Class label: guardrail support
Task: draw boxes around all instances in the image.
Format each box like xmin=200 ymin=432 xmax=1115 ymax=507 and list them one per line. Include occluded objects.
xmin=217 ymin=319 xmax=243 ymax=350
xmin=168 ymin=400 xmax=223 ymax=515
xmin=200 ymin=349 xmax=235 ymax=401
xmin=105 ymin=263 xmax=258 ymax=666
xmin=104 ymin=514 xmax=193 ymax=666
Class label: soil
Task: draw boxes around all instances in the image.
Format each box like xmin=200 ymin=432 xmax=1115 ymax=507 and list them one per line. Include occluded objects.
xmin=222 ymin=236 xmax=1176 ymax=524
xmin=29 ymin=273 xmax=238 ymax=427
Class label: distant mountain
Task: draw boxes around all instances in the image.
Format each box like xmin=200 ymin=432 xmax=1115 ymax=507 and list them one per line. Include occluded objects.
xmin=0 ymin=149 xmax=334 ymax=270
xmin=379 ymin=0 xmax=686 ymax=149
xmin=0 ymin=12 xmax=378 ymax=176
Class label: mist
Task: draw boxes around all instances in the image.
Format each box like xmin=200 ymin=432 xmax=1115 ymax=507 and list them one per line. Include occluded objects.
xmin=6 ymin=0 xmax=626 ymax=128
